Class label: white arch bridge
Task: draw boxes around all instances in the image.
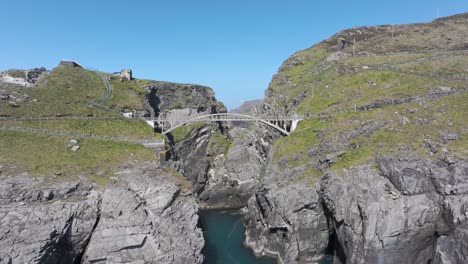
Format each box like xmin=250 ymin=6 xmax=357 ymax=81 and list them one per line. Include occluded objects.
xmin=148 ymin=113 xmax=304 ymax=136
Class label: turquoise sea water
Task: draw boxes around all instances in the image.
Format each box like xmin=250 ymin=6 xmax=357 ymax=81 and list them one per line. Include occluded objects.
xmin=199 ymin=210 xmax=276 ymax=264
xmin=199 ymin=210 xmax=334 ymax=264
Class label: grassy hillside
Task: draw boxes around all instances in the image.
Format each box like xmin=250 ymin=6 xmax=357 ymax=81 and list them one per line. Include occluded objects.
xmin=105 ymin=78 xmax=152 ymax=110
xmin=0 ymin=64 xmax=164 ymax=184
xmin=267 ymin=13 xmax=468 ymax=182
xmin=0 ymin=130 xmax=156 ymax=185
xmin=1 ymin=66 xmax=113 ymax=117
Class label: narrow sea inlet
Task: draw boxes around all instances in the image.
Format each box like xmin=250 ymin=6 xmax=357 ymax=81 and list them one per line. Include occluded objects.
xmin=199 ymin=210 xmax=276 ymax=264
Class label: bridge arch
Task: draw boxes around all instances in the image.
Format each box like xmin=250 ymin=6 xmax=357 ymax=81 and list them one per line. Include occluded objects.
xmin=157 ymin=113 xmax=295 ymax=136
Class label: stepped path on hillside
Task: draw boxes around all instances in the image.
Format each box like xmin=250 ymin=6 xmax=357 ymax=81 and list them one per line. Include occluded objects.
xmin=94 ymin=71 xmax=112 ymax=104
xmin=87 ymin=70 xmax=121 ymax=112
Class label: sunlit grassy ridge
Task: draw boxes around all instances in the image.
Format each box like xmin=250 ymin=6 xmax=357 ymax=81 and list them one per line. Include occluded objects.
xmin=267 ymin=14 xmax=468 ymax=182
xmin=0 ymin=65 xmax=166 ymax=184
xmin=171 ymin=122 xmax=206 ymax=143
xmin=171 ymin=122 xmax=232 ymax=156
xmin=0 ymin=66 xmax=114 ymax=117
xmin=105 ymin=78 xmax=152 ymax=110
xmin=0 ymin=130 xmax=156 ymax=185
xmin=0 ymin=118 xmax=161 ymax=140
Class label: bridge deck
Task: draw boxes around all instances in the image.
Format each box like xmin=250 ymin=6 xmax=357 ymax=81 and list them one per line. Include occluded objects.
xmin=153 ymin=113 xmax=303 ymax=136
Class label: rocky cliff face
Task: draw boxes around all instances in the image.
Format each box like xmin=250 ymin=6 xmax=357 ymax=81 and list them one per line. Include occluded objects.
xmin=319 ymin=156 xmax=468 ymax=264
xmin=245 ymin=183 xmax=329 ymax=263
xmin=0 ymin=68 xmax=47 ymax=88
xmin=0 ymin=176 xmax=98 ymax=263
xmin=169 ymin=122 xmax=276 ymax=209
xmin=199 ymin=127 xmax=274 ymax=208
xmin=83 ymin=164 xmax=204 ymax=264
xmin=244 ymin=144 xmax=330 ymax=263
xmin=3 ymin=14 xmax=465 ymax=264
xmin=0 ymin=64 xmax=220 ymax=263
xmin=244 ymin=13 xmax=468 ymax=263
xmin=0 ymin=164 xmax=204 ymax=264
xmin=0 ymin=68 xmax=47 ymax=106
xmin=146 ymin=81 xmax=226 ymax=121
xmin=245 ymin=149 xmax=468 ymax=264
xmin=144 ymin=80 xmax=237 ymax=206
xmin=148 ymin=81 xmax=275 ymax=209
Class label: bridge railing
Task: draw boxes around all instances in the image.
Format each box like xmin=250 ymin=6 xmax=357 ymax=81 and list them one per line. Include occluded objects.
xmin=153 ymin=112 xmax=304 ymax=136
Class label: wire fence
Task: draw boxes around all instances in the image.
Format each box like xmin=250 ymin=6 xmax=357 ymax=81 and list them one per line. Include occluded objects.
xmin=362 ymin=50 xmax=468 ymax=68
xmin=356 ymin=50 xmax=468 ymax=83
xmin=87 ymin=102 xmax=126 ymax=113
xmin=0 ymin=116 xmax=122 ymax=121
xmin=0 ymin=124 xmax=164 ymax=146
xmin=369 ymin=65 xmax=468 ymax=83
xmin=306 ymin=85 xmax=468 ymax=118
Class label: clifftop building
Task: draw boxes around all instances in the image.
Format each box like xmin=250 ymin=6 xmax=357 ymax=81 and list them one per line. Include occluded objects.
xmin=119 ymin=69 xmax=132 ymax=80
xmin=59 ymin=60 xmax=83 ymax=68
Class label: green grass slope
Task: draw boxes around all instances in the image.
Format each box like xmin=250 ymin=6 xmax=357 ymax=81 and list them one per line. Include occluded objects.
xmin=266 ymin=13 xmax=468 ymax=183
xmin=0 ymin=64 xmax=165 ymax=183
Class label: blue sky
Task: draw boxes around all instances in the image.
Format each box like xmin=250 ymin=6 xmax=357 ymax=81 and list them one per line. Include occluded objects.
xmin=1 ymin=1 xmax=466 ymax=109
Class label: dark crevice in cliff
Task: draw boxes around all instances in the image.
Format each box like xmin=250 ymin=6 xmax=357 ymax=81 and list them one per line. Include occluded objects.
xmin=39 ymin=214 xmax=77 ymax=263
xmin=320 ymin=198 xmax=344 ymax=264
xmin=323 ymin=233 xmax=336 ymax=262
xmin=147 ymin=88 xmax=161 ymax=117
xmin=165 ymin=133 xmax=176 ymax=160
xmin=76 ymin=195 xmax=102 ymax=264
xmin=215 ymin=121 xmax=227 ymax=135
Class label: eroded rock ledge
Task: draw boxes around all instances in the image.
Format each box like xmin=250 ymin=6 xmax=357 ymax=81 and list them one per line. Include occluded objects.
xmin=0 ymin=164 xmax=204 ymax=264
xmin=83 ymin=166 xmax=204 ymax=264
xmin=244 ymin=154 xmax=468 ymax=263
xmin=0 ymin=176 xmax=98 ymax=263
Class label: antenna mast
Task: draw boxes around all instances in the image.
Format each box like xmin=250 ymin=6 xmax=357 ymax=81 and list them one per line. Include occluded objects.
xmin=437 ymin=0 xmax=440 ymax=18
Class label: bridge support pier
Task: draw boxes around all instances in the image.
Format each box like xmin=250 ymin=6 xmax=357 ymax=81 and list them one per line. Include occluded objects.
xmin=142 ymin=141 xmax=166 ymax=165
xmin=290 ymin=119 xmax=299 ymax=132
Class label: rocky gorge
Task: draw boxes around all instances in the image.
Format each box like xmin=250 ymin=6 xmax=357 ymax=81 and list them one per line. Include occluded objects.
xmin=164 ymin=13 xmax=468 ymax=264
xmin=1 ymin=13 xmax=468 ymax=264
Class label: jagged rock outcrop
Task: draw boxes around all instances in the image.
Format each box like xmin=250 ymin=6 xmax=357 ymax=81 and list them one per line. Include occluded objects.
xmin=0 ymin=165 xmax=204 ymax=264
xmin=199 ymin=127 xmax=274 ymax=208
xmin=83 ymin=165 xmax=204 ymax=264
xmin=245 ymin=183 xmax=329 ymax=263
xmin=0 ymin=67 xmax=47 ymax=88
xmin=434 ymin=226 xmax=468 ymax=264
xmin=145 ymin=81 xmax=239 ymax=206
xmin=146 ymin=81 xmax=226 ymax=123
xmin=0 ymin=176 xmax=99 ymax=264
xmin=243 ymin=141 xmax=330 ymax=263
xmin=243 ymin=12 xmax=468 ymax=264
xmin=170 ymin=125 xmax=213 ymax=194
xmin=318 ymin=156 xmax=468 ymax=264
xmin=144 ymin=79 xmax=270 ymax=209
